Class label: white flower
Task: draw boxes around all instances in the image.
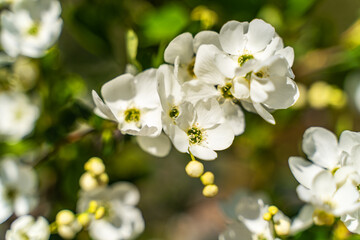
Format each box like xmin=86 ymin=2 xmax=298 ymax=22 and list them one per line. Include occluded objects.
xmin=169 ymin=98 xmax=234 ymax=160
xmin=164 ymin=31 xmax=221 ymax=83
xmin=5 ymin=215 xmax=50 ymax=240
xmin=1 ymin=0 xmax=63 ymax=58
xmin=77 ymin=182 xmax=144 ymax=240
xmin=196 ymin=19 xmax=298 ymax=124
xmin=0 ymin=91 xmax=39 ymax=141
xmin=92 ymin=69 xmax=162 ymax=137
xmin=0 ymin=157 xmax=38 ymax=224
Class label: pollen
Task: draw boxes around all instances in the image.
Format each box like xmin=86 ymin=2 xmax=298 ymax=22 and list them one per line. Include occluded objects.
xmin=187 ymin=126 xmax=203 ymax=144
xmin=220 ymin=82 xmax=233 ymax=99
xmin=124 ymin=108 xmax=140 ymax=123
xmin=169 ymin=106 xmax=179 ymax=119
xmin=238 ymin=54 xmax=254 ymax=66
xmin=27 ymin=23 xmax=40 ymax=36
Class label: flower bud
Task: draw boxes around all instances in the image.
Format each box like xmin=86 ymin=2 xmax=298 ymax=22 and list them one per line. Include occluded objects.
xmin=202 ymin=184 xmax=218 ymax=197
xmin=263 ymin=212 xmax=272 ymax=221
xmin=79 ymin=172 xmax=98 ymax=191
xmin=268 ymin=205 xmax=278 ymax=215
xmin=275 ymin=219 xmax=291 ymax=236
xmin=313 ymin=209 xmax=335 ymax=226
xmin=58 ymin=225 xmax=76 ymax=239
xmin=84 ymin=157 xmax=105 ymax=175
xmin=200 ymin=171 xmax=214 ymax=185
xmin=185 ymin=160 xmax=204 ymax=178
xmin=87 ymin=200 xmax=98 ymax=214
xmin=56 ymin=210 xmax=75 ymax=226
xmin=95 ymin=206 xmax=106 ymax=220
xmin=77 ymin=213 xmax=91 ymax=227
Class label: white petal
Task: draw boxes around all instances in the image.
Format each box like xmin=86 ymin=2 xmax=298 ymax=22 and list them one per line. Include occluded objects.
xmin=215 ymin=52 xmax=238 ymax=79
xmin=194 ymin=98 xmax=224 ymax=128
xmin=182 ymin=80 xmax=219 ymax=104
xmin=157 ymin=64 xmax=183 ymax=108
xmin=194 ymin=44 xmax=226 ymax=85
xmin=206 ymin=123 xmax=235 ymax=151
xmin=339 ymin=130 xmax=360 ymax=154
xmin=263 ymin=77 xmax=299 ymax=109
xmin=219 ymin=20 xmax=247 ymax=55
xmin=193 ymin=30 xmax=221 ymax=53
xmin=333 ymin=183 xmax=360 ymax=215
xmin=231 ymin=77 xmax=250 ymax=99
xmin=221 ymin=101 xmax=245 ymax=136
xmin=164 ymin=32 xmax=194 ymax=64
xmin=109 ymin=182 xmax=140 ymax=206
xmin=302 ymin=127 xmax=340 ymax=170
xmin=296 ymin=185 xmax=312 ymax=202
xmin=189 ymin=144 xmax=217 ymax=160
xmin=168 ymin=124 xmax=189 ymax=153
xmin=341 ymin=211 xmax=360 ymax=234
xmin=311 ymin=171 xmax=336 ymax=200
xmin=290 ymin=204 xmax=314 ymax=235
xmin=253 ymin=103 xmax=275 ymax=124
xmin=288 ymin=156 xmax=324 ymax=189
xmin=246 ymin=19 xmax=275 ymax=52
xmin=250 ymin=79 xmax=271 ymax=103
xmin=276 ymin=46 xmax=295 ymax=67
xmin=134 ymin=68 xmax=160 ymax=108
xmin=0 ymin=199 xmax=12 ymax=224
xmin=136 ymin=133 xmax=171 ymax=157
xmin=14 ymin=195 xmax=32 ymax=216
xmin=92 ymin=90 xmax=117 ymax=121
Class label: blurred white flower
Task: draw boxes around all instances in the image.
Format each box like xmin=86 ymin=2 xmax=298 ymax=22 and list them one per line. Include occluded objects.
xmin=5 ymin=215 xmax=49 ymax=240
xmin=77 ymin=182 xmax=144 ymax=240
xmin=1 ymin=0 xmax=63 ymax=58
xmin=0 ymin=157 xmax=38 ymax=224
xmin=219 ymin=193 xmax=313 ymax=240
xmin=92 ymin=69 xmax=162 ymax=137
xmin=0 ymin=91 xmax=39 ymax=141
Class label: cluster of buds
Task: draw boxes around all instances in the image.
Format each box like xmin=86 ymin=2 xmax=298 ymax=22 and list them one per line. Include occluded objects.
xmin=79 ymin=157 xmax=109 ymax=191
xmin=263 ymin=205 xmax=291 ymax=237
xmin=185 ymin=152 xmax=218 ymax=197
xmin=50 ymin=210 xmax=81 ymax=239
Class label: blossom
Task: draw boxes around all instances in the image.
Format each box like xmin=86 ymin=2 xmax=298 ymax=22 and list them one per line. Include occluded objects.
xmin=0 ymin=157 xmax=38 ymax=224
xmin=1 ymin=0 xmax=63 ymax=58
xmin=92 ymin=69 xmax=162 ymax=137
xmin=5 ymin=215 xmax=50 ymax=240
xmin=168 ymin=98 xmax=234 ymax=160
xmin=77 ymin=182 xmax=144 ymax=240
xmin=0 ymin=91 xmax=39 ymax=141
xmin=194 ymin=19 xmax=298 ymax=124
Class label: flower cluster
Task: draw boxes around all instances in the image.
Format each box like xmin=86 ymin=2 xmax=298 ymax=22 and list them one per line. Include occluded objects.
xmin=93 ymin=19 xmax=299 ymax=183
xmin=289 ymin=127 xmax=360 ymax=233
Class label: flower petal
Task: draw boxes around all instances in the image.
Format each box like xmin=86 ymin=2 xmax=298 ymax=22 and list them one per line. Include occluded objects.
xmin=290 ymin=204 xmax=314 ymax=235
xmin=193 ymin=30 xmax=221 ymax=53
xmin=206 ymin=123 xmax=235 ymax=151
xmin=221 ymin=101 xmax=245 ymax=136
xmin=253 ymin=103 xmax=275 ymax=124
xmin=246 ymin=19 xmax=275 ymax=52
xmin=189 ymin=144 xmax=217 ymax=160
xmin=219 ymin=20 xmax=247 ymax=55
xmin=136 ymin=133 xmax=171 ymax=157
xmin=164 ymin=32 xmax=194 ymax=65
xmin=289 ymin=156 xmax=324 ymax=189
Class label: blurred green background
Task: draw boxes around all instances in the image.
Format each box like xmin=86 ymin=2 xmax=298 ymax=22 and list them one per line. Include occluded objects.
xmin=1 ymin=0 xmax=360 ymax=239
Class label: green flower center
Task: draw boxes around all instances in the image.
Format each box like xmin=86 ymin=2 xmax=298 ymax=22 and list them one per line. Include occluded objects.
xmin=124 ymin=108 xmax=140 ymax=123
xmin=169 ymin=106 xmax=179 ymax=119
xmin=220 ymin=82 xmax=233 ymax=99
xmin=187 ymin=126 xmax=203 ymax=144
xmin=255 ymin=71 xmax=264 ymax=78
xmin=27 ymin=23 xmax=40 ymax=36
xmin=238 ymin=54 xmax=254 ymax=66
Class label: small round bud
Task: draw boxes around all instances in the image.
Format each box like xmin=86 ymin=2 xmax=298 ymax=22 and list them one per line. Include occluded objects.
xmin=95 ymin=206 xmax=106 ymax=220
xmin=202 ymin=184 xmax=218 ymax=197
xmin=263 ymin=212 xmax=272 ymax=221
xmin=200 ymin=171 xmax=214 ymax=185
xmin=275 ymin=219 xmax=291 ymax=236
xmin=58 ymin=225 xmax=76 ymax=239
xmin=185 ymin=160 xmax=204 ymax=178
xmin=79 ymin=172 xmax=98 ymax=191
xmin=268 ymin=205 xmax=278 ymax=215
xmin=98 ymin=173 xmax=109 ymax=185
xmin=56 ymin=210 xmax=75 ymax=226
xmin=77 ymin=213 xmax=91 ymax=227
xmin=85 ymin=157 xmax=105 ymax=175
xmin=87 ymin=200 xmax=98 ymax=214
